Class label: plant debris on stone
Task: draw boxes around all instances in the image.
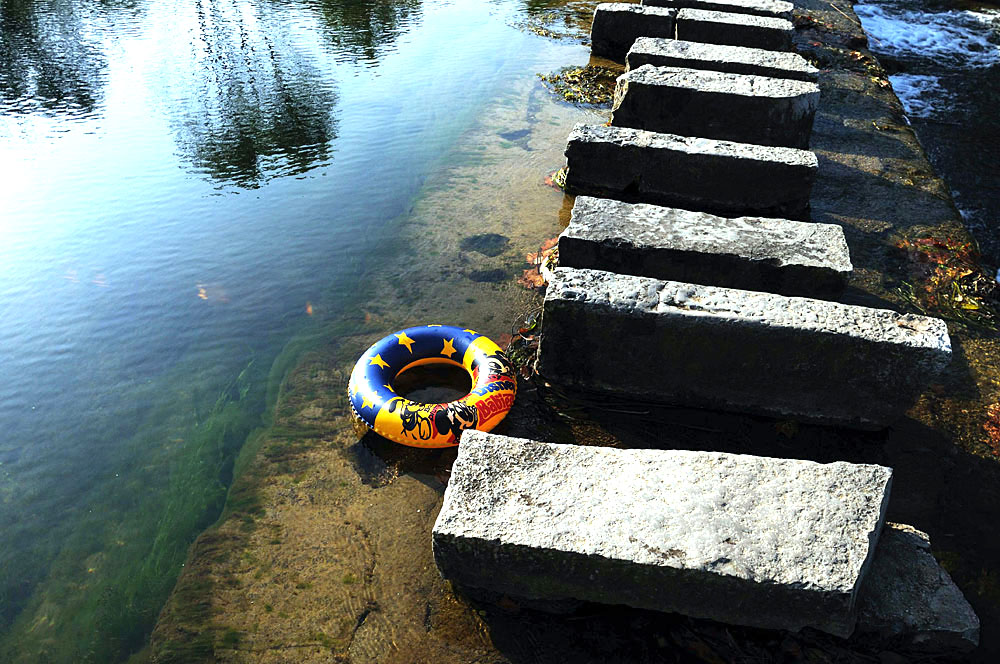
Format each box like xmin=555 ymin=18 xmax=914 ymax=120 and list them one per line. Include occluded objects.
xmin=985 ymin=403 xmax=1000 ymax=457
xmin=544 ymin=166 xmax=568 ymax=191
xmin=894 ymin=230 xmax=999 ymax=330
xmin=519 ymin=237 xmax=559 ymax=290
xmin=538 ymin=65 xmax=620 ymax=106
xmin=504 ymin=309 xmax=543 ymax=379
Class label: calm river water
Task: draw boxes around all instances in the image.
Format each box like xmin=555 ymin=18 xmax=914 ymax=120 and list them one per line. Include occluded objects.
xmin=0 ymin=0 xmax=587 ymax=659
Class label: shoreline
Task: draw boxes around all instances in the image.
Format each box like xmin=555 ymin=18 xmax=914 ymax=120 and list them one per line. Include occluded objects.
xmin=145 ymin=2 xmax=1000 ymax=662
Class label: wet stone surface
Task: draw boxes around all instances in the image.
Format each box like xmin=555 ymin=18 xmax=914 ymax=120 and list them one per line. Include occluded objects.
xmin=536 ymin=267 xmax=952 ymax=428
xmin=642 ymin=0 xmax=793 ymax=20
xmin=590 ymin=3 xmax=677 ymax=62
xmin=611 ymin=64 xmax=820 ymax=148
xmin=564 ymin=123 xmax=817 ymax=219
xmin=626 ymin=37 xmax=819 ymax=82
xmin=559 ymin=196 xmax=851 ymax=298
xmin=675 ymin=8 xmax=794 ymax=51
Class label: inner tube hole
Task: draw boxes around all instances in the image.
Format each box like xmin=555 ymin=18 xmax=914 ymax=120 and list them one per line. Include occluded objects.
xmin=392 ymin=364 xmax=472 ymax=405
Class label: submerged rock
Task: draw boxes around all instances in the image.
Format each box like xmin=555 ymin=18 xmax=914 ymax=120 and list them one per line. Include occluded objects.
xmin=857 ymin=523 xmax=980 ymax=654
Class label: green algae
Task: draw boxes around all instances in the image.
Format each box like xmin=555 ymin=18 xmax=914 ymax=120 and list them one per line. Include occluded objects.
xmin=538 ymin=65 xmax=620 ymax=106
xmin=892 ymin=228 xmax=999 ymax=331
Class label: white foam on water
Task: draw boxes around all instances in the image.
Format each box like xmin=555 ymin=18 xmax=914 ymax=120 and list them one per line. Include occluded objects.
xmin=856 ymin=4 xmax=1000 ymax=68
xmin=888 ymin=73 xmax=953 ymax=119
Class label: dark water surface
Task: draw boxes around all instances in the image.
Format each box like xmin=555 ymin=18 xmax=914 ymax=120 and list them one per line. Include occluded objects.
xmin=856 ymin=0 xmax=1000 ymax=269
xmin=0 ymin=0 xmax=583 ymax=659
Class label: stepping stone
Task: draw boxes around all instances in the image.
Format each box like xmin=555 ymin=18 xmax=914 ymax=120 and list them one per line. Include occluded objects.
xmin=612 ymin=65 xmax=820 ymax=148
xmin=627 ymin=37 xmax=818 ymax=83
xmin=857 ymin=523 xmax=980 ymax=654
xmin=642 ymin=0 xmax=793 ymax=20
xmin=590 ymin=3 xmax=677 ymax=63
xmin=535 ymin=267 xmax=952 ymax=428
xmin=433 ymin=431 xmax=894 ymax=638
xmin=564 ymin=123 xmax=817 ymax=219
xmin=560 ymin=196 xmax=851 ymax=299
xmin=676 ymin=8 xmax=793 ymax=51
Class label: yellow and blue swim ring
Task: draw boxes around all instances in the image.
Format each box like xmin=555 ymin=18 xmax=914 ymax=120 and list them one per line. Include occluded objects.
xmin=348 ymin=325 xmax=517 ymax=448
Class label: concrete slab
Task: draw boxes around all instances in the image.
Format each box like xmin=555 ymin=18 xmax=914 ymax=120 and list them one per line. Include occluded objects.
xmin=643 ymin=0 xmax=793 ymax=20
xmin=612 ymin=65 xmax=820 ymax=148
xmin=857 ymin=523 xmax=980 ymax=654
xmin=676 ymin=8 xmax=793 ymax=51
xmin=433 ymin=431 xmax=893 ymax=637
xmin=564 ymin=123 xmax=817 ymax=219
xmin=591 ymin=3 xmax=678 ymax=62
xmin=627 ymin=37 xmax=818 ymax=83
xmin=560 ymin=196 xmax=851 ymax=298
xmin=535 ymin=267 xmax=952 ymax=428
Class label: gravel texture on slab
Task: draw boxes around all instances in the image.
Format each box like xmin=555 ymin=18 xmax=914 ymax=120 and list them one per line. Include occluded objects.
xmin=675 ymin=8 xmax=793 ymax=50
xmin=627 ymin=37 xmax=818 ymax=82
xmin=642 ymin=0 xmax=793 ymax=20
xmin=433 ymin=431 xmax=893 ymax=637
xmin=591 ymin=3 xmax=678 ymax=62
xmin=612 ymin=64 xmax=820 ymax=148
xmin=564 ymin=123 xmax=817 ymax=219
xmin=535 ymin=267 xmax=952 ymax=428
xmin=857 ymin=523 xmax=980 ymax=654
xmin=560 ymin=196 xmax=851 ymax=298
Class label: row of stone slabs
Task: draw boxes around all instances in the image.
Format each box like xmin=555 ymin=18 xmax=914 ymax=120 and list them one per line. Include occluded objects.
xmin=431 ymin=0 xmax=980 ymax=655
xmin=574 ymin=5 xmax=823 ymax=217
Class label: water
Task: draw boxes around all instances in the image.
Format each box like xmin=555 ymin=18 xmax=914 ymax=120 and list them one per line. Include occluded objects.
xmin=856 ymin=0 xmax=1000 ymax=268
xmin=0 ymin=0 xmax=586 ymax=659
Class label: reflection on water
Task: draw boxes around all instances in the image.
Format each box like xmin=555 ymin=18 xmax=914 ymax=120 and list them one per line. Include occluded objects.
xmin=0 ymin=0 xmax=114 ymax=117
xmin=300 ymin=0 xmax=422 ymax=64
xmin=171 ymin=0 xmax=341 ymax=187
xmin=0 ymin=0 xmax=585 ymax=660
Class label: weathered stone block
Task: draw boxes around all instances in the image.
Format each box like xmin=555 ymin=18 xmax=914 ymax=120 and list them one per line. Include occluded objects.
xmin=857 ymin=523 xmax=980 ymax=654
xmin=627 ymin=37 xmax=818 ymax=83
xmin=433 ymin=431 xmax=893 ymax=637
xmin=612 ymin=65 xmax=820 ymax=148
xmin=560 ymin=196 xmax=851 ymax=298
xmin=590 ymin=3 xmax=677 ymax=62
xmin=564 ymin=123 xmax=817 ymax=219
xmin=643 ymin=0 xmax=793 ymax=20
xmin=535 ymin=268 xmax=952 ymax=428
xmin=675 ymin=8 xmax=793 ymax=51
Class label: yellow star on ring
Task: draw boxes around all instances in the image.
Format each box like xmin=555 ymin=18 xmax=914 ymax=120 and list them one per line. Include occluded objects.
xmin=361 ymin=392 xmax=376 ymax=410
xmin=463 ymin=329 xmax=477 ymax=335
xmin=441 ymin=338 xmax=457 ymax=358
xmin=394 ymin=331 xmax=415 ymax=353
xmin=383 ymin=384 xmax=395 ymax=392
xmin=369 ymin=354 xmax=390 ymax=369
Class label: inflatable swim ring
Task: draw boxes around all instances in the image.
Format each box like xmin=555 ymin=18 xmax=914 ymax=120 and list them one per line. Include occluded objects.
xmin=348 ymin=325 xmax=517 ymax=448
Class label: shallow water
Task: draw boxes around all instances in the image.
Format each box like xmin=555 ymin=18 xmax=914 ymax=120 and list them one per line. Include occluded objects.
xmin=0 ymin=0 xmax=589 ymax=659
xmin=856 ymin=0 xmax=1000 ymax=267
